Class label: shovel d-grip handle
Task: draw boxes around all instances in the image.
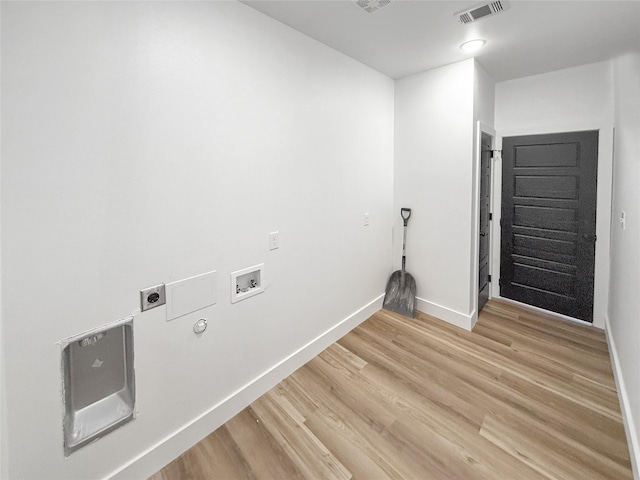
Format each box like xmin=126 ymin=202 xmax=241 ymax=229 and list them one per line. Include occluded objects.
xmin=400 ymin=207 xmax=412 ymax=271
xmin=401 ymin=208 xmax=412 ymax=226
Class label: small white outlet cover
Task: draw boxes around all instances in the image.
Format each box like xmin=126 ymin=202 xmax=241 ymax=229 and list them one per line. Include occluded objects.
xmin=364 ymin=213 xmax=370 ymax=226
xmin=269 ymin=231 xmax=279 ymax=250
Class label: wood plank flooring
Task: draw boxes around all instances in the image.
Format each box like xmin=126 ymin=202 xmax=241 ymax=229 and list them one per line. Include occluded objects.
xmin=149 ymin=299 xmax=632 ymax=479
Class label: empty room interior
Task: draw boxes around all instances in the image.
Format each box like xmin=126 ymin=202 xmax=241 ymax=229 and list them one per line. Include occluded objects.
xmin=1 ymin=1 xmax=639 ymax=479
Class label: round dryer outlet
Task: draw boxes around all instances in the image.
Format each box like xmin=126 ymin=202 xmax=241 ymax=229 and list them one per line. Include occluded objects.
xmin=193 ymin=318 xmax=208 ymax=335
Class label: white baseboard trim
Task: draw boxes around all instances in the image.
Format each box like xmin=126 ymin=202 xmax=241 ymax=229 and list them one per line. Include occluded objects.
xmin=604 ymin=315 xmax=640 ymax=480
xmin=416 ymin=297 xmax=472 ymax=331
xmin=469 ymin=308 xmax=478 ymax=330
xmin=107 ymin=294 xmax=384 ymax=480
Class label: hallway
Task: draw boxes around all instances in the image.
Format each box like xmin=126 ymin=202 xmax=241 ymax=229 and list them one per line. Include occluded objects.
xmin=151 ymin=300 xmax=631 ymax=479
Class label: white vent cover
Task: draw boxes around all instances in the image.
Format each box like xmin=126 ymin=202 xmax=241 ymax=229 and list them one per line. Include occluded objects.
xmin=355 ymin=0 xmax=392 ymax=14
xmin=455 ymin=1 xmax=508 ymax=24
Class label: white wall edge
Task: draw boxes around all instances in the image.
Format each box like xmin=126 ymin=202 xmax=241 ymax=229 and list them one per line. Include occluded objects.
xmin=416 ymin=297 xmax=473 ymax=331
xmin=604 ymin=315 xmax=640 ymax=480
xmin=107 ymin=294 xmax=385 ymax=480
xmin=0 ymin=2 xmax=5 ymax=473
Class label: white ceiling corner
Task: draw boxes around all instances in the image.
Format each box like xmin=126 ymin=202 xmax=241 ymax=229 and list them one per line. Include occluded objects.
xmin=241 ymin=0 xmax=640 ymax=81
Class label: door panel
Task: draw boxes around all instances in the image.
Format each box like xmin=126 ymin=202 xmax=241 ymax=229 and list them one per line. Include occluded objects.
xmin=515 ymin=176 xmax=577 ymax=199
xmin=478 ymin=132 xmax=492 ymax=312
xmin=514 ymin=143 xmax=578 ymax=167
xmin=514 ymin=205 xmax=578 ymax=231
xmin=512 ymin=264 xmax=575 ymax=296
xmin=500 ymin=131 xmax=598 ymax=322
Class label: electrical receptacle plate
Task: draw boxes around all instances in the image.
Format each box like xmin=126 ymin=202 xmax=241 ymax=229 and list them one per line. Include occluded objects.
xmin=269 ymin=231 xmax=279 ymax=250
xmin=140 ymin=284 xmax=166 ymax=312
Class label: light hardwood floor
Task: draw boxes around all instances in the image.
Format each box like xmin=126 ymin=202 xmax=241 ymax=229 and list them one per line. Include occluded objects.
xmin=149 ymin=299 xmax=632 ymax=479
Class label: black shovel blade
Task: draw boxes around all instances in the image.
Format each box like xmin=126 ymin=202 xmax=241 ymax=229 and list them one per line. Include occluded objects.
xmin=383 ymin=270 xmax=417 ymax=318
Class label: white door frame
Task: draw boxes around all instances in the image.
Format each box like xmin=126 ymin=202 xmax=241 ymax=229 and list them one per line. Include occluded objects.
xmin=471 ymin=122 xmax=496 ymax=328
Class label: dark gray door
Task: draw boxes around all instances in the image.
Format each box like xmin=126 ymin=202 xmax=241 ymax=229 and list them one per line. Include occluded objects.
xmin=478 ymin=132 xmax=492 ymax=312
xmin=500 ymin=131 xmax=598 ymax=322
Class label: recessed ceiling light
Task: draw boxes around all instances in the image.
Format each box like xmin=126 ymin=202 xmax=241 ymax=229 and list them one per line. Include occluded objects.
xmin=460 ymin=39 xmax=486 ymax=52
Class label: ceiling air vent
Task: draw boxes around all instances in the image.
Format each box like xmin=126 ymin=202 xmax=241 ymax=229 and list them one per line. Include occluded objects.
xmin=355 ymin=0 xmax=392 ymax=14
xmin=455 ymin=1 xmax=508 ymax=25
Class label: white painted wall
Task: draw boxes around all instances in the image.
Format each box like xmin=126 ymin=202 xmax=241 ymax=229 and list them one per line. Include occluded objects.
xmin=0 ymin=2 xmax=394 ymax=479
xmin=474 ymin=62 xmax=496 ymax=130
xmin=608 ymin=52 xmax=640 ymax=478
xmin=494 ymin=61 xmax=615 ymax=329
xmin=0 ymin=2 xmax=4 ymax=475
xmin=394 ymin=59 xmax=476 ymax=329
xmin=0 ymin=2 xmax=5 ymax=472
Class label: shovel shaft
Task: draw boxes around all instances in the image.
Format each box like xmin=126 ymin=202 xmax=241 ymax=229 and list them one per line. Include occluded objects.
xmin=402 ymin=223 xmax=407 ymax=272
xmin=400 ymin=208 xmax=411 ymax=272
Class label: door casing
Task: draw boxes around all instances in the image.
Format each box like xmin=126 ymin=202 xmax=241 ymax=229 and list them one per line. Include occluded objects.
xmin=478 ymin=131 xmax=493 ymax=313
xmin=471 ymin=122 xmax=496 ymax=326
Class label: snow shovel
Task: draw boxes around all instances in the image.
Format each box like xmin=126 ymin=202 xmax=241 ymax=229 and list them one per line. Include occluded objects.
xmin=383 ymin=208 xmax=417 ymax=318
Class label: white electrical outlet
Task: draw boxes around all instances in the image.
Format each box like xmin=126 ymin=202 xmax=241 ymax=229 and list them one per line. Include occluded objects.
xmin=140 ymin=284 xmax=166 ymax=312
xmin=269 ymin=231 xmax=279 ymax=250
xmin=620 ymin=211 xmax=626 ymax=230
xmin=364 ymin=213 xmax=370 ymax=226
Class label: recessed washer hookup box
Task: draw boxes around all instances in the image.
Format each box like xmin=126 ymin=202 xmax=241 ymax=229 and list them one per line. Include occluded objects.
xmin=61 ymin=318 xmax=135 ymax=456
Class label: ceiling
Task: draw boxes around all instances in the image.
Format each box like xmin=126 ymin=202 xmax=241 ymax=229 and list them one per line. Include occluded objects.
xmin=242 ymin=0 xmax=640 ymax=81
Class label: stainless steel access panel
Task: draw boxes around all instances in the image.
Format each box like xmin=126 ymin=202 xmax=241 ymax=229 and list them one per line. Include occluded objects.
xmin=61 ymin=318 xmax=135 ymax=456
